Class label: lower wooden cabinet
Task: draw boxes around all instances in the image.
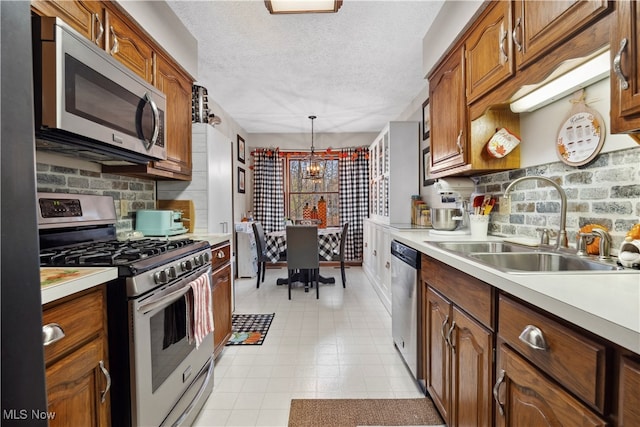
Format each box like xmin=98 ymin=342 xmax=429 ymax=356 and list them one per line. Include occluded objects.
xmin=495 ymin=344 xmax=606 ymax=427
xmin=42 ymin=285 xmax=111 ymax=427
xmin=211 ymin=242 xmax=233 ymax=358
xmin=619 ymin=356 xmax=640 ymax=426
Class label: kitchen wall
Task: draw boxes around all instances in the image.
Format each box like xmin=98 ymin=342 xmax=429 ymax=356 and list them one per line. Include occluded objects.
xmin=35 ymin=152 xmax=155 ymax=231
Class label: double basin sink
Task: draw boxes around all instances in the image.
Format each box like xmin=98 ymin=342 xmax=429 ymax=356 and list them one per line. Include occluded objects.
xmin=430 ymin=241 xmax=630 ymax=274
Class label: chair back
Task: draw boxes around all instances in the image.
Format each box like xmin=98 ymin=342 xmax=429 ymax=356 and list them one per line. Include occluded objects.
xmin=252 ymin=222 xmax=268 ymax=260
xmin=338 ymin=222 xmax=349 ymax=259
xmin=286 ymin=226 xmax=319 ymax=270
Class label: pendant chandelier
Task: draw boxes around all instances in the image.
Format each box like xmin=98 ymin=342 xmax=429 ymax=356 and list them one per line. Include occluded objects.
xmin=302 ymin=115 xmax=325 ymax=181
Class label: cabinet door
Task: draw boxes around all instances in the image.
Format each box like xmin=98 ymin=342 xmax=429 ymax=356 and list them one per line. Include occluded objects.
xmin=105 ymin=8 xmax=153 ymax=83
xmin=212 ymin=264 xmax=232 ymax=358
xmin=619 ymin=356 xmax=640 ymax=427
xmin=495 ymin=344 xmax=606 ymax=427
xmin=513 ymin=0 xmax=611 ymax=70
xmin=31 ymin=0 xmax=105 ymax=48
xmin=465 ymin=0 xmax=514 ymax=103
xmin=610 ymin=0 xmax=640 ymax=133
xmin=450 ymin=306 xmax=493 ymax=427
xmin=425 ymin=287 xmax=452 ymax=423
xmin=154 ymin=54 xmax=193 ymax=178
xmin=429 ymin=48 xmax=467 ymax=175
xmin=46 ymin=338 xmax=110 ymax=427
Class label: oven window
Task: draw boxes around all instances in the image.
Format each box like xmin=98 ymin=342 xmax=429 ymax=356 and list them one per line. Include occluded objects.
xmin=150 ymin=297 xmax=195 ymax=392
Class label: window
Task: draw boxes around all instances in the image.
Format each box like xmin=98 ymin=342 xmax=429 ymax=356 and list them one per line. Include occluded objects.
xmin=287 ymin=156 xmax=339 ymax=226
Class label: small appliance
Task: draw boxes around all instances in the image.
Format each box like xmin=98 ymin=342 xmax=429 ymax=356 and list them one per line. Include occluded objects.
xmin=32 ymin=16 xmax=166 ymax=165
xmin=136 ymin=210 xmax=188 ymax=236
xmin=430 ymin=178 xmax=475 ymax=233
xmin=618 ymin=239 xmax=640 ymax=269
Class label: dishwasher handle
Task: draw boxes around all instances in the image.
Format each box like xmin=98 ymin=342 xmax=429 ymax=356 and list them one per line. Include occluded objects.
xmin=391 ymin=240 xmax=420 ymax=269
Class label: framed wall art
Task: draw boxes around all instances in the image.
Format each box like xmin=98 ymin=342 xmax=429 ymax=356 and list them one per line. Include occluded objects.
xmin=422 ymin=147 xmax=435 ymax=186
xmin=422 ymin=98 xmax=430 ymax=141
xmin=237 ymin=135 xmax=246 ymax=163
xmin=237 ymin=167 xmax=245 ymax=193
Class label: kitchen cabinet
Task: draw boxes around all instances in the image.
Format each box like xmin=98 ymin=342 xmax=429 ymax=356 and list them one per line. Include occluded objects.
xmin=368 ymin=122 xmax=419 ymax=224
xmin=42 ymin=285 xmax=111 ymax=427
xmin=158 ymin=124 xmax=232 ymax=230
xmin=31 ymin=0 xmax=105 ymax=47
xmin=211 ymin=241 xmax=233 ymax=359
xmin=362 ymin=219 xmax=391 ymax=314
xmin=422 ymin=255 xmax=494 ymax=427
xmin=512 ymin=0 xmax=611 ymax=71
xmin=465 ymin=0 xmax=514 ymax=104
xmin=610 ymin=0 xmax=640 ymax=134
xmin=104 ymin=8 xmax=153 ymax=84
xmin=619 ymin=356 xmax=640 ymax=427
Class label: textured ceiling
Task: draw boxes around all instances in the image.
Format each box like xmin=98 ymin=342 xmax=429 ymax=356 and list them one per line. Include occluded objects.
xmin=166 ymin=0 xmax=444 ymax=134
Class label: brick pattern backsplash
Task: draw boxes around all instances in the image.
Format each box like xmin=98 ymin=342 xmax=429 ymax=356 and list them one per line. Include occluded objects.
xmin=475 ymin=147 xmax=640 ymax=251
xmin=36 ymin=162 xmax=156 ymax=231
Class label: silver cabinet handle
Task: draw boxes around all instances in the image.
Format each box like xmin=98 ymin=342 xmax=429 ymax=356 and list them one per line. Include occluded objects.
xmin=42 ymin=323 xmax=65 ymax=346
xmin=440 ymin=314 xmax=450 ymax=342
xmin=99 ymin=360 xmax=111 ymax=403
xmin=613 ymin=38 xmax=629 ymax=90
xmin=216 ymin=250 xmax=225 ymax=259
xmin=512 ymin=17 xmax=522 ymax=52
xmin=385 ymin=261 xmax=390 ymax=269
xmin=373 ymin=249 xmax=377 ymax=256
xmin=456 ymin=130 xmax=464 ymax=153
xmin=94 ymin=13 xmax=104 ymax=46
xmin=493 ymin=369 xmax=506 ymax=416
xmin=518 ymin=324 xmax=549 ymax=351
xmin=499 ymin=24 xmax=508 ymax=62
xmin=109 ymin=26 xmax=119 ymax=55
xmin=446 ymin=321 xmax=456 ymax=349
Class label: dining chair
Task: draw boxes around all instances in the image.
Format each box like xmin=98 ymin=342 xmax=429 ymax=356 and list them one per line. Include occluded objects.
xmin=285 ymin=225 xmax=319 ymax=299
xmin=252 ymin=222 xmax=282 ymax=288
xmin=331 ymin=222 xmax=349 ymax=288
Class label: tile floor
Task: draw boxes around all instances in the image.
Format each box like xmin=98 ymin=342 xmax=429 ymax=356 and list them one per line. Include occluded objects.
xmin=193 ymin=265 xmax=432 ymax=427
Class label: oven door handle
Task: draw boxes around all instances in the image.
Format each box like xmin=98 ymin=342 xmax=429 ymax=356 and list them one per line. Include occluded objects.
xmin=137 ymin=268 xmax=211 ymax=314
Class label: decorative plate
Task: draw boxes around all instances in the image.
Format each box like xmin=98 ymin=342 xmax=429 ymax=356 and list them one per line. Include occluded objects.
xmin=556 ymin=109 xmax=605 ymax=166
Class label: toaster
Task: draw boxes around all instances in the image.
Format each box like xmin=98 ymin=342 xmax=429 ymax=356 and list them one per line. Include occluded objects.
xmin=135 ymin=210 xmax=187 ymax=236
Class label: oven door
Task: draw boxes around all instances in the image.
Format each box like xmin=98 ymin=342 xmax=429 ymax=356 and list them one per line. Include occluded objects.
xmin=129 ymin=266 xmax=214 ymax=427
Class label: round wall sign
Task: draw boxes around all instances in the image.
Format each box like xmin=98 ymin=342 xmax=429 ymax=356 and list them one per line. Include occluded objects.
xmin=556 ymin=107 xmax=605 ymax=167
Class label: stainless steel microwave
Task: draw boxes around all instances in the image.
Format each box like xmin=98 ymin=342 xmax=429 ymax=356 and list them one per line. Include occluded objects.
xmin=32 ymin=16 xmax=166 ymax=165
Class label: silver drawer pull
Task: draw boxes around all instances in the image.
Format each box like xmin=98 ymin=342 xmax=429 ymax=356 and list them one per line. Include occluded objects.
xmin=518 ymin=324 xmax=549 ymax=351
xmin=613 ymin=38 xmax=629 ymax=90
xmin=493 ymin=369 xmax=506 ymax=416
xmin=42 ymin=323 xmax=65 ymax=346
xmin=216 ymin=250 xmax=225 ymax=259
xmin=99 ymin=360 xmax=111 ymax=403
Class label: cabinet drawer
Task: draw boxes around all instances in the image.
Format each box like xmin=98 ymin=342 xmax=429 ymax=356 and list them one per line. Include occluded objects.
xmin=42 ymin=286 xmax=105 ymax=365
xmin=211 ymin=242 xmax=231 ymax=271
xmin=498 ymin=294 xmax=607 ymax=412
xmin=421 ymin=254 xmax=494 ymax=329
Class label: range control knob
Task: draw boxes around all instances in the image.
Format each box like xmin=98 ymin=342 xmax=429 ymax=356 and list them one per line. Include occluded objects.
xmin=201 ymin=252 xmax=211 ymax=264
xmin=193 ymin=256 xmax=202 ymax=267
xmin=181 ymin=259 xmax=193 ymax=271
xmin=167 ymin=266 xmax=177 ymax=279
xmin=154 ymin=269 xmax=169 ymax=284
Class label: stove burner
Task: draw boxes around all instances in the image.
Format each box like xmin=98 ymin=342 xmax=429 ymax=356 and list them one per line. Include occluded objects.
xmin=40 ymin=238 xmax=198 ymax=267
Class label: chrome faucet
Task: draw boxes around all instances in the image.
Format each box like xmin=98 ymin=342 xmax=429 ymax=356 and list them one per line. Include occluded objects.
xmin=504 ymin=176 xmax=569 ymax=249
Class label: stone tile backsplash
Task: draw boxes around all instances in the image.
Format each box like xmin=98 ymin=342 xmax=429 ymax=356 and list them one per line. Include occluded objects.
xmin=36 ymin=162 xmax=155 ymax=231
xmin=475 ymin=147 xmax=640 ymax=251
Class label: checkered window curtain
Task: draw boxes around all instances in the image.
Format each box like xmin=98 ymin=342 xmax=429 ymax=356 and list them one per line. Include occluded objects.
xmin=253 ymin=149 xmax=285 ymax=233
xmin=339 ymin=147 xmax=369 ymax=260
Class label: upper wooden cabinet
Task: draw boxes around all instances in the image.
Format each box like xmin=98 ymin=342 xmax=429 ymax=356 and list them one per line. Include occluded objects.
xmin=512 ymin=0 xmax=611 ymax=71
xmin=104 ymin=8 xmax=153 ymax=84
xmin=32 ymin=0 xmax=194 ymax=180
xmin=465 ymin=1 xmax=514 ymax=104
xmin=610 ymin=0 xmax=640 ymax=133
xmin=31 ymin=0 xmax=105 ymax=48
xmin=429 ymin=47 xmax=468 ymax=175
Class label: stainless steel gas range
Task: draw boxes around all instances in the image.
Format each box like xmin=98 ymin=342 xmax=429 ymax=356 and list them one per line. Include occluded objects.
xmin=38 ymin=193 xmax=214 ymax=427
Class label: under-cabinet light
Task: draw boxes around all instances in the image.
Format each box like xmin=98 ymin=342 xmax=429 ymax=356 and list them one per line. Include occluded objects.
xmin=265 ymin=0 xmax=343 ymax=14
xmin=510 ymin=51 xmax=610 ymax=113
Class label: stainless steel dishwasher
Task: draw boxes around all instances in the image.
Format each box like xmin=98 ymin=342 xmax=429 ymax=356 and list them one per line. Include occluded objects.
xmin=391 ymin=240 xmax=421 ymax=384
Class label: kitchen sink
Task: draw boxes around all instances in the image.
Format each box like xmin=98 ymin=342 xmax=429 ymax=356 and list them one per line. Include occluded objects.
xmin=431 ymin=241 xmax=535 ymax=254
xmin=468 ymin=252 xmax=624 ymax=273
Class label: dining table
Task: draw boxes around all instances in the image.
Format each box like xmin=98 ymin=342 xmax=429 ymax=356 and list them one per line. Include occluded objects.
xmin=265 ymin=226 xmax=343 ymax=286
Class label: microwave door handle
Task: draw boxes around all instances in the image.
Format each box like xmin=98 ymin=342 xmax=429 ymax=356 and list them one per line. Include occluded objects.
xmin=144 ymin=92 xmax=160 ymax=151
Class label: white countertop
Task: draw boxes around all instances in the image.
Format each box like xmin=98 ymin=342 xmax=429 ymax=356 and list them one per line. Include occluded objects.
xmin=391 ymin=230 xmax=640 ymax=354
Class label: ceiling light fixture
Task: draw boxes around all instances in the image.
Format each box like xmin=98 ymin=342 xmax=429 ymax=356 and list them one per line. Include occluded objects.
xmin=264 ymin=0 xmax=343 ymax=14
xmin=302 ymin=115 xmax=325 ymax=181
xmin=510 ymin=50 xmax=610 ymax=113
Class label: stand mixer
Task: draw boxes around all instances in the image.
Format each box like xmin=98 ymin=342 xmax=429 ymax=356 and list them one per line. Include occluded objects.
xmin=430 ymin=178 xmax=475 ymax=234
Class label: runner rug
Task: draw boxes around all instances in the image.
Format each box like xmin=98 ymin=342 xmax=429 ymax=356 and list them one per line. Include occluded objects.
xmin=288 ymin=398 xmax=444 ymax=427
xmin=226 ymin=313 xmax=274 ymax=345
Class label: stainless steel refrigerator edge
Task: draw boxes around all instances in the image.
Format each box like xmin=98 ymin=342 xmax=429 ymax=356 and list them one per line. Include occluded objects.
xmin=1 ymin=2 xmax=49 ymax=424
xmin=391 ymin=240 xmax=423 ymax=391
